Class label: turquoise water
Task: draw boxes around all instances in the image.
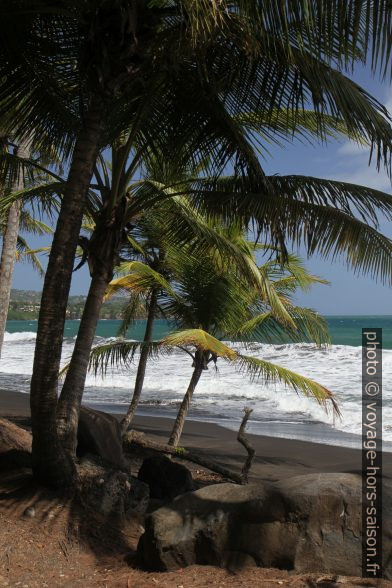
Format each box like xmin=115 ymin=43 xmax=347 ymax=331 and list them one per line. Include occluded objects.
xmin=5 ymin=316 xmax=392 ymax=348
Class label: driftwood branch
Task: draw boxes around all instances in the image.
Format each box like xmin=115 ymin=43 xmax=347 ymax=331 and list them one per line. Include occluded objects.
xmin=237 ymin=407 xmax=255 ymax=483
xmin=123 ymin=430 xmax=243 ymax=484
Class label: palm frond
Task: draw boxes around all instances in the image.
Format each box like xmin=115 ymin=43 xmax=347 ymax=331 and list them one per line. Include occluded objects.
xmin=19 ymin=210 xmax=53 ymax=236
xmin=162 ymin=329 xmax=237 ymax=360
xmin=106 ymin=261 xmax=177 ymax=300
xmin=235 ymin=353 xmax=340 ymax=416
xmin=87 ymin=339 xmax=166 ymax=377
xmin=116 ymin=293 xmax=146 ymax=338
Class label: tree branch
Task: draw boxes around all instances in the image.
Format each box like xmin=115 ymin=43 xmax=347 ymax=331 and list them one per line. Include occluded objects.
xmin=237 ymin=407 xmax=255 ymax=484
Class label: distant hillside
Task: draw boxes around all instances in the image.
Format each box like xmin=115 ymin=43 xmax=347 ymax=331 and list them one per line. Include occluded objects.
xmin=7 ymin=289 xmax=131 ymax=320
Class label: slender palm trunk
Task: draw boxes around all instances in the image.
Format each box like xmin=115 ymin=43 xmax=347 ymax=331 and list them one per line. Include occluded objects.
xmin=56 ymin=272 xmax=111 ymax=455
xmin=0 ymin=140 xmax=30 ymax=357
xmin=168 ymin=356 xmax=204 ymax=447
xmin=30 ymin=100 xmax=103 ymax=488
xmin=121 ymin=289 xmax=158 ymax=435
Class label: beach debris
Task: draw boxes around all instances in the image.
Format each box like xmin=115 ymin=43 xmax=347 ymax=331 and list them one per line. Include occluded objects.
xmin=237 ymin=407 xmax=255 ymax=484
xmin=124 ymin=431 xmax=242 ymax=484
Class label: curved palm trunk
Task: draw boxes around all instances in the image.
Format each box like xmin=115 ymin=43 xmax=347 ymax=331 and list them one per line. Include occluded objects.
xmin=0 ymin=140 xmax=30 ymax=357
xmin=56 ymin=272 xmax=112 ymax=455
xmin=168 ymin=354 xmax=204 ymax=447
xmin=121 ymin=289 xmax=158 ymax=435
xmin=30 ymin=100 xmax=103 ymax=488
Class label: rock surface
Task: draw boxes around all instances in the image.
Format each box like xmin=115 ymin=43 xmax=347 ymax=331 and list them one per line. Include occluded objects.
xmin=138 ymin=455 xmax=194 ymax=500
xmin=137 ymin=473 xmax=392 ymax=578
xmin=77 ymin=407 xmax=126 ymax=469
xmin=78 ymin=454 xmax=149 ymax=518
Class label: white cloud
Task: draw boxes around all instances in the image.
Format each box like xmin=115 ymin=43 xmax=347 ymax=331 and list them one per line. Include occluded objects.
xmin=330 ymin=91 xmax=392 ymax=192
xmin=334 ymin=164 xmax=391 ymax=192
xmin=336 ymin=141 xmax=368 ymax=157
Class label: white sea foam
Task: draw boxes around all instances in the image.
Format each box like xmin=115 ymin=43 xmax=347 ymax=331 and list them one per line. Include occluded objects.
xmin=1 ymin=335 xmax=391 ymax=447
xmin=4 ymin=331 xmax=37 ymax=342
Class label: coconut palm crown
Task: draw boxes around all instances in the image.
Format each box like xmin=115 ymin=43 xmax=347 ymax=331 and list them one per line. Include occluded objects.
xmin=89 ymin=228 xmax=339 ymax=446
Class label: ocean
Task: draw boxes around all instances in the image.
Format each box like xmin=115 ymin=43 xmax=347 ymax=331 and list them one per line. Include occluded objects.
xmin=2 ymin=316 xmax=392 ymax=450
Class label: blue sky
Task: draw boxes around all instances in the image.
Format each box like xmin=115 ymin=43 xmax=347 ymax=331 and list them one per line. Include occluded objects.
xmin=7 ymin=67 xmax=392 ymax=315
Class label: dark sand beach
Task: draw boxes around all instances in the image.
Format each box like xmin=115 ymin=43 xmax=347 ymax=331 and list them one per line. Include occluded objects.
xmin=2 ymin=387 xmax=391 ymax=483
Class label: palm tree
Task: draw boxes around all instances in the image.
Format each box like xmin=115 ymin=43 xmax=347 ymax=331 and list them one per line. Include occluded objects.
xmin=0 ymin=135 xmax=60 ymax=357
xmin=0 ymin=208 xmax=52 ymax=356
xmin=89 ymin=236 xmax=334 ymax=447
xmin=0 ymin=138 xmax=31 ymax=357
xmin=2 ymin=2 xmax=392 ymax=486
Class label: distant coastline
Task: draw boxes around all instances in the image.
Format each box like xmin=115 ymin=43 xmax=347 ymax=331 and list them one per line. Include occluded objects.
xmin=7 ymin=288 xmax=141 ymax=321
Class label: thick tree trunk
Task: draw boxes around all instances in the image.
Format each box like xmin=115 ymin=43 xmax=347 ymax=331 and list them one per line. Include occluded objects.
xmin=0 ymin=140 xmax=30 ymax=357
xmin=56 ymin=196 xmax=128 ymax=456
xmin=168 ymin=358 xmax=203 ymax=447
xmin=121 ymin=289 xmax=158 ymax=436
xmin=30 ymin=100 xmax=103 ymax=488
xmin=56 ymin=272 xmax=111 ymax=455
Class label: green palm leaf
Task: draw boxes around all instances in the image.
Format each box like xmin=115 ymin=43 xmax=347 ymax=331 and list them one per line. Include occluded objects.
xmin=106 ymin=261 xmax=178 ymax=300
xmin=235 ymin=353 xmax=340 ymax=415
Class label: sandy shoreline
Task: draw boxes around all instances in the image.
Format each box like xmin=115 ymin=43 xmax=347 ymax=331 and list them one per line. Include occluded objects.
xmin=1 ymin=387 xmax=391 ymax=483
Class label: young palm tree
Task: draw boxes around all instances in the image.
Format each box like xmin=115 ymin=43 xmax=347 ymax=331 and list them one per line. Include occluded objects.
xmin=2 ymin=2 xmax=392 ymax=486
xmin=0 ymin=208 xmax=52 ymax=355
xmin=0 ymin=139 xmax=30 ymax=357
xmin=0 ymin=135 xmax=60 ymax=357
xmin=90 ymin=236 xmax=334 ymax=447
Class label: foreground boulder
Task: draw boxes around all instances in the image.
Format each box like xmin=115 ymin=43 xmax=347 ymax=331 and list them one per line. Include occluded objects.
xmin=138 ymin=455 xmax=194 ymax=500
xmin=138 ymin=473 xmax=392 ymax=578
xmin=0 ymin=417 xmax=32 ymax=470
xmin=138 ymin=482 xmax=283 ymax=571
xmin=77 ymin=407 xmax=126 ymax=469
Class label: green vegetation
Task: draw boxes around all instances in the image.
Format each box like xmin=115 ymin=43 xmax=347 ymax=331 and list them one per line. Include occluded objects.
xmin=1 ymin=2 xmax=392 ymax=492
xmin=89 ymin=226 xmax=336 ymax=447
xmin=7 ymin=289 xmax=130 ymax=321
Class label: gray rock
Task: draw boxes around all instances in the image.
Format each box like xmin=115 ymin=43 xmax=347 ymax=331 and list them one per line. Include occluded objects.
xmin=77 ymin=407 xmax=126 ymax=469
xmin=79 ymin=455 xmax=149 ymax=519
xmin=137 ymin=473 xmax=392 ymax=578
xmin=23 ymin=506 xmax=35 ymax=518
xmin=138 ymin=455 xmax=194 ymax=500
xmin=137 ymin=482 xmax=281 ymax=570
xmin=275 ymin=473 xmax=362 ymax=575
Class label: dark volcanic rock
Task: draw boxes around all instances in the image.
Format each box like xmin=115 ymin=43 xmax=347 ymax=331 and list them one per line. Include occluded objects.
xmin=137 ymin=473 xmax=392 ymax=578
xmin=79 ymin=454 xmax=149 ymax=518
xmin=137 ymin=482 xmax=281 ymax=571
xmin=77 ymin=407 xmax=126 ymax=469
xmin=138 ymin=455 xmax=194 ymax=500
